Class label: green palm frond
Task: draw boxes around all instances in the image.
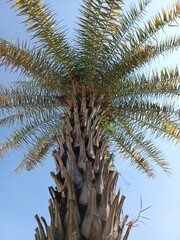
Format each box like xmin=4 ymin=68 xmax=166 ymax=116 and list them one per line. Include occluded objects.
xmin=117 ymin=135 xmax=169 ymax=177
xmin=116 ymin=105 xmax=180 ymax=144
xmin=0 ymin=0 xmax=180 ymax=175
xmin=14 ymin=115 xmax=63 ymax=172
xmin=0 ymin=81 xmax=65 ymax=169
xmin=126 ymin=3 xmax=180 ymax=46
xmin=14 ymin=138 xmax=53 ymax=173
xmin=0 ymin=81 xmax=66 ymax=111
xmin=0 ymin=39 xmax=69 ymax=90
xmin=0 ymin=109 xmax=63 ymax=157
xmin=106 ymin=115 xmax=170 ymax=177
xmin=107 ymin=45 xmax=156 ymax=83
xmin=114 ymin=135 xmax=156 ymax=178
xmin=111 ymin=67 xmax=180 ymax=100
xmin=103 ymin=3 xmax=180 ymax=83
xmin=1 ymin=110 xmax=63 ymax=172
xmin=10 ymin=0 xmax=73 ymax=78
xmin=108 ymin=99 xmax=180 ymax=175
xmin=154 ymin=36 xmax=180 ymax=58
xmin=0 ymin=82 xmax=65 ymax=127
xmin=76 ymin=0 xmax=123 ymax=81
xmin=101 ymin=0 xmax=152 ymax=67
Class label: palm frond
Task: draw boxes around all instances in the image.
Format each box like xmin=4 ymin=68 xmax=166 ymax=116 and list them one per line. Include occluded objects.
xmin=126 ymin=2 xmax=180 ymax=47
xmin=76 ymin=0 xmax=123 ymax=81
xmin=10 ymin=0 xmax=73 ymax=77
xmin=14 ymin=117 xmax=62 ymax=172
xmin=0 ymin=39 xmax=69 ymax=90
xmin=104 ymin=2 xmax=180 ymax=83
xmin=0 ymin=82 xmax=66 ymax=112
xmin=107 ymin=45 xmax=156 ymax=83
xmin=101 ymin=0 xmax=152 ymax=67
xmin=153 ymin=36 xmax=180 ymax=58
xmin=110 ymin=67 xmax=180 ymax=102
xmin=0 ymin=82 xmax=65 ymax=129
xmin=0 ymin=111 xmax=63 ymax=171
xmin=106 ymin=116 xmax=170 ymax=176
xmin=116 ymin=105 xmax=180 ymax=144
xmin=0 ymin=109 xmax=63 ymax=159
xmin=1 ymin=0 xmax=180 ymax=176
xmin=114 ymin=136 xmax=156 ymax=178
xmin=14 ymin=138 xmax=53 ymax=173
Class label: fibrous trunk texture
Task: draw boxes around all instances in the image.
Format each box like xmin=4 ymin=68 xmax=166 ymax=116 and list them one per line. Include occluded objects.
xmin=34 ymin=84 xmax=132 ymax=240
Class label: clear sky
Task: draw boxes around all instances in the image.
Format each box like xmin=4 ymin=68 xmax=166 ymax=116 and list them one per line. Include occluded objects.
xmin=0 ymin=0 xmax=180 ymax=240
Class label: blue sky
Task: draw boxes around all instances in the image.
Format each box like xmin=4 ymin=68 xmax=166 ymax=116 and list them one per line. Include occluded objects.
xmin=0 ymin=0 xmax=180 ymax=240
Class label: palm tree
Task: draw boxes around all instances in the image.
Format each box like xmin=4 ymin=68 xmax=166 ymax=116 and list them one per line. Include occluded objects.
xmin=0 ymin=0 xmax=180 ymax=239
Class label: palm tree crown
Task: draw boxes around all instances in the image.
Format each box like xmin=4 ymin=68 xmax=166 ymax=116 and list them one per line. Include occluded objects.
xmin=0 ymin=0 xmax=180 ymax=178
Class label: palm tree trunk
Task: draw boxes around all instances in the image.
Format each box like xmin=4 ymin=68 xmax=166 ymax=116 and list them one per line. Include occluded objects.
xmin=34 ymin=83 xmax=132 ymax=240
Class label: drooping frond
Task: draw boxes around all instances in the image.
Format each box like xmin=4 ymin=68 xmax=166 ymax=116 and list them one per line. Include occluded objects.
xmin=0 ymin=81 xmax=66 ymax=111
xmin=0 ymin=108 xmax=63 ymax=156
xmin=1 ymin=0 xmax=180 ymax=176
xmin=13 ymin=118 xmax=62 ymax=172
xmin=10 ymin=0 xmax=74 ymax=78
xmin=104 ymin=113 xmax=170 ymax=177
xmin=0 ymin=39 xmax=69 ymax=90
xmin=14 ymin=137 xmax=53 ymax=173
xmin=114 ymin=101 xmax=180 ymax=144
xmin=112 ymin=67 xmax=180 ymax=100
xmin=0 ymin=82 xmax=65 ymax=164
xmin=0 ymin=82 xmax=65 ymax=121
